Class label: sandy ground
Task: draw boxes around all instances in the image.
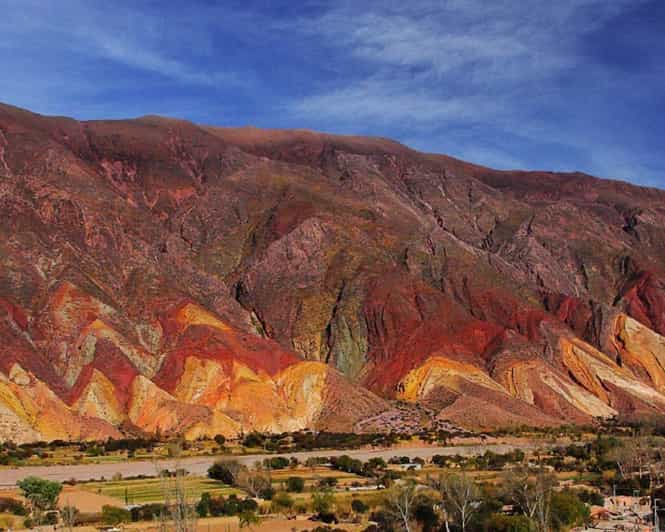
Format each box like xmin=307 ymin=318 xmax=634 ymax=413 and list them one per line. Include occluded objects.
xmin=58 ymin=485 xmax=122 ymax=513
xmin=0 ymin=441 xmax=540 ymax=486
xmin=12 ymin=515 xmax=363 ymax=531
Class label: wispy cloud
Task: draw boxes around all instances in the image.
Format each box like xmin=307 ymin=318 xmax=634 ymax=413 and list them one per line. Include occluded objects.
xmin=0 ymin=0 xmax=246 ymax=91
xmin=291 ymin=79 xmax=502 ymax=126
xmin=287 ymin=0 xmax=646 ymax=122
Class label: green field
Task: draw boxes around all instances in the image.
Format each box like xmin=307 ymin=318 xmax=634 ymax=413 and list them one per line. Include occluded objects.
xmin=82 ymin=477 xmax=243 ymax=504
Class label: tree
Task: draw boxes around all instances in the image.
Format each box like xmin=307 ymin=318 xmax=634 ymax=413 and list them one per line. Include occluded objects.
xmin=237 ymin=468 xmax=272 ymax=499
xmin=214 ymin=434 xmax=226 ymax=446
xmin=352 ymin=499 xmax=369 ymax=514
xmin=432 ymin=473 xmax=479 ymax=532
xmin=413 ymin=495 xmax=439 ymax=532
xmin=384 ymin=479 xmax=418 ymax=532
xmin=287 ymin=476 xmax=305 ymax=493
xmin=208 ymin=460 xmax=241 ymax=484
xmin=505 ymin=466 xmax=557 ymax=532
xmin=549 ymin=491 xmax=589 ymax=531
xmin=196 ymin=492 xmax=212 ymax=517
xmin=17 ymin=476 xmax=62 ymax=523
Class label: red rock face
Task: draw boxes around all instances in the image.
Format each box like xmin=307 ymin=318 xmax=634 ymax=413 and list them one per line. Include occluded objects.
xmin=2 ymin=102 xmax=665 ymax=441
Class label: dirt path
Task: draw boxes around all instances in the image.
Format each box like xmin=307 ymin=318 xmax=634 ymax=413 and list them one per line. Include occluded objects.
xmin=0 ymin=442 xmax=539 ymax=486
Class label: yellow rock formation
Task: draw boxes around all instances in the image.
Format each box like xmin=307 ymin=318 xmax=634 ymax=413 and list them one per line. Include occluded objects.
xmin=560 ymin=336 xmax=665 ymax=410
xmin=614 ymin=314 xmax=665 ymax=393
xmin=73 ymin=369 xmax=126 ymax=426
xmin=397 ymin=356 xmax=506 ymax=401
xmin=0 ymin=364 xmax=121 ymax=442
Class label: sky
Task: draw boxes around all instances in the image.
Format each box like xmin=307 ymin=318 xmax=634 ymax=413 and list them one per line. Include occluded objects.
xmin=1 ymin=0 xmax=664 ymax=188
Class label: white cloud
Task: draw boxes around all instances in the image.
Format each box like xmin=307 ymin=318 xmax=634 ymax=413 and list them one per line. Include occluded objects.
xmin=291 ymin=79 xmax=503 ymax=125
xmin=0 ymin=0 xmax=245 ymax=87
xmin=286 ymin=0 xmax=648 ymax=124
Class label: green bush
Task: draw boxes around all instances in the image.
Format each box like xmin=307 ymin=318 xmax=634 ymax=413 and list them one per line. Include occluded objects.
xmin=550 ymin=491 xmax=589 ymax=531
xmin=271 ymin=491 xmax=294 ymax=513
xmin=207 ymin=460 xmax=240 ymax=484
xmin=287 ymin=476 xmax=305 ymax=493
xmin=102 ymin=505 xmax=131 ymax=525
xmin=130 ymin=503 xmax=166 ymax=521
xmin=351 ymin=499 xmax=368 ymax=514
xmin=484 ymin=513 xmax=536 ymax=532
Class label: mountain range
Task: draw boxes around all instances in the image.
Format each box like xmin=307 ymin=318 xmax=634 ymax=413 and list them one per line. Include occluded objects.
xmin=1 ymin=102 xmax=664 ymax=443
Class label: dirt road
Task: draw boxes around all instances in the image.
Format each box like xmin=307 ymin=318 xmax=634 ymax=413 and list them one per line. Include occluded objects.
xmin=0 ymin=442 xmax=538 ymax=486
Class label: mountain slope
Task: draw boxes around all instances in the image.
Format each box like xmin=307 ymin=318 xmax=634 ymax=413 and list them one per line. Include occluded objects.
xmin=1 ymin=102 xmax=665 ymax=442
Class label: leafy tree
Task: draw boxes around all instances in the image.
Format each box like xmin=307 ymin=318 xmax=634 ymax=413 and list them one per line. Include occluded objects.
xmin=17 ymin=476 xmax=62 ymax=522
xmin=264 ymin=456 xmax=290 ymax=469
xmin=351 ymin=498 xmax=369 ymax=514
xmin=287 ymin=476 xmax=305 ymax=493
xmin=213 ymin=434 xmax=226 ymax=446
xmin=549 ymin=491 xmax=589 ymax=531
xmin=207 ymin=460 xmax=241 ymax=484
xmin=196 ymin=492 xmax=212 ymax=517
xmin=413 ymin=495 xmax=439 ymax=532
xmin=243 ymin=432 xmax=265 ymax=448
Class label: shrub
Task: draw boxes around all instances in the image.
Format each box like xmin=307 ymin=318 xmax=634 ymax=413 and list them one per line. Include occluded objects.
xmin=130 ymin=503 xmax=166 ymax=522
xmin=484 ymin=513 xmax=536 ymax=532
xmin=286 ymin=476 xmax=305 ymax=493
xmin=263 ymin=456 xmax=290 ymax=469
xmin=351 ymin=499 xmax=368 ymax=514
xmin=271 ymin=491 xmax=294 ymax=514
xmin=0 ymin=497 xmax=27 ymax=515
xmin=102 ymin=505 xmax=131 ymax=526
xmin=312 ymin=488 xmax=335 ymax=516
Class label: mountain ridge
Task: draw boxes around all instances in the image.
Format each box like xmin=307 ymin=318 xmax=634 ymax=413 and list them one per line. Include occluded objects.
xmin=1 ymin=102 xmax=664 ymax=443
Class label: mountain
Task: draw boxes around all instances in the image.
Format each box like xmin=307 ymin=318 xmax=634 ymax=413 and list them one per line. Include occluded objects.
xmin=1 ymin=102 xmax=664 ymax=443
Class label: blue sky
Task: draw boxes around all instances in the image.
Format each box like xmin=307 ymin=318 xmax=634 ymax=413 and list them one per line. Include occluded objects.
xmin=1 ymin=0 xmax=664 ymax=188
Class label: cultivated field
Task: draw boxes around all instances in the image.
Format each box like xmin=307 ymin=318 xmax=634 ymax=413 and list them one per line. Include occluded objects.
xmin=81 ymin=477 xmax=243 ymax=505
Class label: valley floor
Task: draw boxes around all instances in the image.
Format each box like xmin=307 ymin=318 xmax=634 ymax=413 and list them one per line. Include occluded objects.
xmin=0 ymin=440 xmax=541 ymax=486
